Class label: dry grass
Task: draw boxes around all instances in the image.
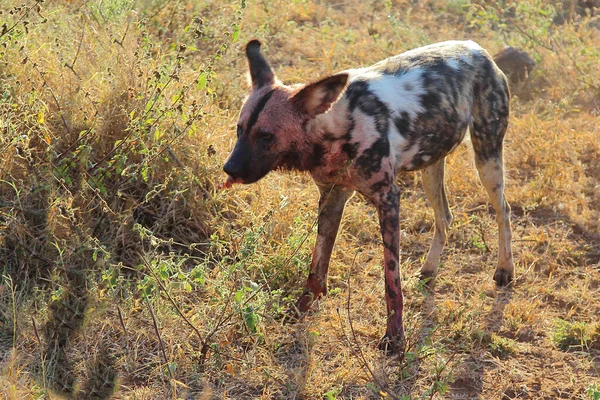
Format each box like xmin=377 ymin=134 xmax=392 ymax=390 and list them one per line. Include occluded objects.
xmin=1 ymin=0 xmax=599 ymax=399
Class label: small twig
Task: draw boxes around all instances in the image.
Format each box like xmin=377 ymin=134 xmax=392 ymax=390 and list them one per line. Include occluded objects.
xmin=31 ymin=316 xmax=42 ymax=345
xmin=199 ymin=285 xmax=235 ymax=366
xmin=64 ymin=26 xmax=85 ymax=80
xmin=166 ymin=147 xmax=185 ymax=170
xmin=477 ymin=219 xmax=490 ymax=253
xmin=117 ymin=305 xmax=127 ymax=336
xmin=145 ymin=297 xmax=174 ymax=383
xmin=31 ymin=315 xmax=48 ymax=393
xmin=6 ymin=275 xmax=18 ymax=345
xmin=511 ymin=19 xmax=558 ymax=55
xmin=113 ymin=12 xmax=130 ymax=47
xmin=96 ymin=0 xmax=107 ymax=22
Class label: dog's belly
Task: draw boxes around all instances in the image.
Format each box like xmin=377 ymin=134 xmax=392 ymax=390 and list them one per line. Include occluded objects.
xmin=391 ymin=120 xmax=470 ymax=172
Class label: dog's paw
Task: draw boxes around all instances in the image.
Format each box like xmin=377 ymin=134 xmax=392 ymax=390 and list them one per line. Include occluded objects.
xmin=493 ymin=268 xmax=514 ymax=287
xmin=419 ymin=269 xmax=436 ymax=287
xmin=378 ymin=332 xmax=406 ymax=356
xmin=279 ymin=292 xmax=320 ymax=324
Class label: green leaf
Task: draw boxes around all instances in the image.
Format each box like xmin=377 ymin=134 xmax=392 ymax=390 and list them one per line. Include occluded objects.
xmin=243 ymin=305 xmax=258 ymax=333
xmin=197 ymin=72 xmax=207 ymax=91
xmin=585 ymin=383 xmax=600 ymax=400
xmin=191 ymin=266 xmax=205 ymax=284
xmin=159 ymin=268 xmax=169 ymax=279
xmin=145 ymin=100 xmax=154 ymax=113
xmin=235 ymin=288 xmax=244 ymax=304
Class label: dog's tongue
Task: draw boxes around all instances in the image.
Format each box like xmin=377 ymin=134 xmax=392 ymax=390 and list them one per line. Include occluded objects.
xmin=218 ymin=176 xmax=237 ymax=190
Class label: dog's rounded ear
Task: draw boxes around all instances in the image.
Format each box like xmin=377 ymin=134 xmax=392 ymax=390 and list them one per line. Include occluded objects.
xmin=246 ymin=40 xmax=275 ymax=90
xmin=291 ymin=73 xmax=349 ymax=117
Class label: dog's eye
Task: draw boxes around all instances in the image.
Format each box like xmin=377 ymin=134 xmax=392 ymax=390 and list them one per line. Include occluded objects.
xmin=236 ymin=126 xmax=243 ymax=138
xmin=259 ymin=131 xmax=274 ymax=142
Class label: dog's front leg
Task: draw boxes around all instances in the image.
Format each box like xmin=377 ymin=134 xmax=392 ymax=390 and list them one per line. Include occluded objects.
xmin=372 ymin=184 xmax=405 ymax=353
xmin=295 ymin=185 xmax=354 ymax=314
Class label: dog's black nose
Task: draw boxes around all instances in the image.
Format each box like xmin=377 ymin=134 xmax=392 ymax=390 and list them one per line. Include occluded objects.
xmin=223 ymin=160 xmax=240 ymax=178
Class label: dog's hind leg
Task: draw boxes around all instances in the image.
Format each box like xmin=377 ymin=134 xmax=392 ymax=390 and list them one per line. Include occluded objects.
xmin=420 ymin=158 xmax=453 ymax=281
xmin=473 ymin=151 xmax=514 ymax=286
xmin=470 ymin=63 xmax=514 ymax=286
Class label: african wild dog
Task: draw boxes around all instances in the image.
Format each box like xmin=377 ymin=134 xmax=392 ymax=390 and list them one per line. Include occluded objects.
xmin=223 ymin=40 xmax=514 ymax=353
xmin=493 ymin=46 xmax=535 ymax=86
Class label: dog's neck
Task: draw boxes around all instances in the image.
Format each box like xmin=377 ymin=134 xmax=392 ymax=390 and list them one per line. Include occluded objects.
xmin=310 ymin=98 xmax=353 ymax=141
xmin=292 ymin=100 xmax=354 ymax=179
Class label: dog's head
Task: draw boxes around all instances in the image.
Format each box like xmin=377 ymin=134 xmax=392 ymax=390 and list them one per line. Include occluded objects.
xmin=223 ymin=40 xmax=348 ymax=185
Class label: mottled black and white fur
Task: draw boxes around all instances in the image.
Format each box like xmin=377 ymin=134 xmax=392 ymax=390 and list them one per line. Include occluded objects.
xmin=223 ymin=40 xmax=514 ymax=353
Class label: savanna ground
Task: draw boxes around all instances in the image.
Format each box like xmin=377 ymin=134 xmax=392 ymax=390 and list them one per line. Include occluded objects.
xmin=1 ymin=0 xmax=599 ymax=398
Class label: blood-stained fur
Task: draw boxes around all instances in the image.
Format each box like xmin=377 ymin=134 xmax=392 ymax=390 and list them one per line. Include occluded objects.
xmin=224 ymin=40 xmax=514 ymax=353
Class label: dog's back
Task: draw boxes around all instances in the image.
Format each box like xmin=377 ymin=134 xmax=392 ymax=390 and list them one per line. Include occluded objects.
xmin=332 ymin=40 xmax=509 ymax=176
